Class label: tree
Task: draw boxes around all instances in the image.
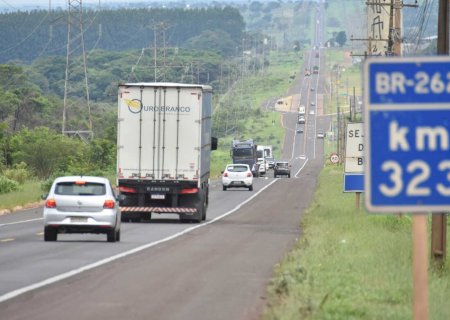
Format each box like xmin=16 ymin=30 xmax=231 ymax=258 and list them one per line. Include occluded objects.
xmin=336 ymin=31 xmax=347 ymax=47
xmin=11 ymin=127 xmax=87 ymax=179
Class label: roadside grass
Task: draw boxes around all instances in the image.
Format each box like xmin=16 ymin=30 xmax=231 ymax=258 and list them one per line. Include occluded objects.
xmin=263 ymin=165 xmax=450 ymax=320
xmin=0 ymin=180 xmax=42 ymax=211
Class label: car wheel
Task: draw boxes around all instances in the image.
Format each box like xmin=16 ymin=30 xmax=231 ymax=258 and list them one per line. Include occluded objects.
xmin=44 ymin=227 xmax=57 ymax=242
xmin=223 ymin=185 xmax=227 ymax=191
xmin=107 ymin=229 xmax=117 ymax=242
xmin=115 ymin=229 xmax=121 ymax=242
xmin=288 ymin=174 xmax=291 ymax=178
xmin=249 ymin=185 xmax=253 ymax=191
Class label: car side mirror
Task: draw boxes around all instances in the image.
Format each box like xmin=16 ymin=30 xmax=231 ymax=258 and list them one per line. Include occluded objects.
xmin=41 ymin=193 xmax=48 ymax=200
xmin=117 ymin=194 xmax=126 ymax=201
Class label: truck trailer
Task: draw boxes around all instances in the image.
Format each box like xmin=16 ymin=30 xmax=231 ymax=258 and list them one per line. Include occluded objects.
xmin=117 ymin=82 xmax=217 ymax=223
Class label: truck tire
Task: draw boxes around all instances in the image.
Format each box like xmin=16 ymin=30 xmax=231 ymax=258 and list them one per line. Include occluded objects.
xmin=179 ymin=192 xmax=204 ymax=223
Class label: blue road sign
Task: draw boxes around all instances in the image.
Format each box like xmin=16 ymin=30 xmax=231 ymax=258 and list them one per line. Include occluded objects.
xmin=365 ymin=56 xmax=450 ymax=212
xmin=344 ymin=174 xmax=364 ymax=192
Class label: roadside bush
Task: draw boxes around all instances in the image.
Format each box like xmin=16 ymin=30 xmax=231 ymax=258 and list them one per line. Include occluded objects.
xmin=0 ymin=175 xmax=20 ymax=194
xmin=3 ymin=162 xmax=32 ymax=184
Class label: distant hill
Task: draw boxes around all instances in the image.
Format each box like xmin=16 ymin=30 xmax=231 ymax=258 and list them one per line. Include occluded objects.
xmin=0 ymin=6 xmax=245 ymax=64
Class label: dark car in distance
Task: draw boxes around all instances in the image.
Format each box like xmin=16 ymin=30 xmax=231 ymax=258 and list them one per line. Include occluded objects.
xmin=274 ymin=161 xmax=291 ymax=178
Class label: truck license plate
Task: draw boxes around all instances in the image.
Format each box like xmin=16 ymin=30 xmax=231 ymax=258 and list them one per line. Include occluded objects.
xmin=151 ymin=194 xmax=165 ymax=200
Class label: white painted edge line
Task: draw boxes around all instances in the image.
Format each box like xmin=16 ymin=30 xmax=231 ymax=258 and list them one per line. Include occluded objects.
xmin=0 ymin=218 xmax=43 ymax=227
xmin=295 ymin=158 xmax=309 ymax=178
xmin=0 ymin=179 xmax=279 ymax=303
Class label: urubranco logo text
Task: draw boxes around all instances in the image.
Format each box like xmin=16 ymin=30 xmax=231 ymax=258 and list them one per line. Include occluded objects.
xmin=143 ymin=105 xmax=191 ymax=112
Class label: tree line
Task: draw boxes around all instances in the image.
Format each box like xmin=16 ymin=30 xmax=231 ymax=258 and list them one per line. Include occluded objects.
xmin=0 ymin=7 xmax=245 ymax=64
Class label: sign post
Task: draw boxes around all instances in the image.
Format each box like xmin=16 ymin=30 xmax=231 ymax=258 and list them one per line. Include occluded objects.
xmin=344 ymin=123 xmax=364 ymax=208
xmin=365 ymin=56 xmax=450 ymax=320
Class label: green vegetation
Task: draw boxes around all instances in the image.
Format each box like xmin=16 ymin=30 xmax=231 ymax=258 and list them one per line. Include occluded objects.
xmin=0 ymin=180 xmax=42 ymax=210
xmin=263 ymin=165 xmax=450 ymax=319
xmin=0 ymin=7 xmax=245 ymax=64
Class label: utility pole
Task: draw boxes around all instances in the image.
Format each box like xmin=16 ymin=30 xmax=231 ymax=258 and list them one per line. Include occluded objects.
xmin=431 ymin=0 xmax=449 ymax=267
xmin=351 ymin=1 xmax=417 ymax=58
xmin=62 ymin=0 xmax=93 ymax=142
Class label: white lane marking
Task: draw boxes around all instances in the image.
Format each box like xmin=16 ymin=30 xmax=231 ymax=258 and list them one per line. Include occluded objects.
xmin=0 ymin=218 xmax=43 ymax=227
xmin=0 ymin=238 xmax=14 ymax=243
xmin=295 ymin=158 xmax=309 ymax=178
xmin=0 ymin=179 xmax=279 ymax=303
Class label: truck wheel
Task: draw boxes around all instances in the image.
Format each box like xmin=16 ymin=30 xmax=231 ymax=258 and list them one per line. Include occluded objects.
xmin=44 ymin=227 xmax=57 ymax=242
xmin=223 ymin=186 xmax=227 ymax=191
xmin=192 ymin=196 xmax=205 ymax=223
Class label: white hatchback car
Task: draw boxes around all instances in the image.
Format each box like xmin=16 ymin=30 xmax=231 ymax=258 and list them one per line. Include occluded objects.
xmin=43 ymin=176 xmax=121 ymax=242
xmin=222 ymin=164 xmax=253 ymax=191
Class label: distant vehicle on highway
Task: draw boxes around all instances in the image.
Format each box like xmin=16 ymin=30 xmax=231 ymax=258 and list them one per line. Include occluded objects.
xmin=317 ymin=131 xmax=325 ymax=139
xmin=266 ymin=157 xmax=276 ymax=169
xmin=298 ymin=116 xmax=306 ymax=124
xmin=309 ymin=110 xmax=315 ymax=115
xmin=274 ymin=161 xmax=291 ymax=178
xmin=222 ymin=164 xmax=253 ymax=191
xmin=298 ymin=105 xmax=306 ymax=115
xmin=42 ymin=176 xmax=121 ymax=242
xmin=296 ymin=127 xmax=304 ymax=133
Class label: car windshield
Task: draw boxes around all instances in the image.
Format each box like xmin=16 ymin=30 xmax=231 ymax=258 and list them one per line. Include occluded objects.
xmin=227 ymin=165 xmax=248 ymax=172
xmin=277 ymin=162 xmax=289 ymax=167
xmin=55 ymin=182 xmax=106 ymax=196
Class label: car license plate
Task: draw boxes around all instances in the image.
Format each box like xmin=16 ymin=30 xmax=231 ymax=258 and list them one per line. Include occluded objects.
xmin=71 ymin=217 xmax=87 ymax=223
xmin=151 ymin=194 xmax=165 ymax=199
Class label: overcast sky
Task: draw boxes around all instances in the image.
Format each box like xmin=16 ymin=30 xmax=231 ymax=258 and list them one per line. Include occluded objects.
xmin=1 ymin=0 xmax=157 ymax=10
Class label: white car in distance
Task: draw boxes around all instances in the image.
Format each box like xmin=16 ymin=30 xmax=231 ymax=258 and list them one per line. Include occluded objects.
xmin=222 ymin=164 xmax=253 ymax=191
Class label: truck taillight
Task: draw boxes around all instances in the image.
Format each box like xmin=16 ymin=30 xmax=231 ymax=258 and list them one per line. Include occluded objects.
xmin=103 ymin=200 xmax=115 ymax=209
xmin=180 ymin=188 xmax=198 ymax=194
xmin=119 ymin=186 xmax=137 ymax=193
xmin=45 ymin=199 xmax=56 ymax=208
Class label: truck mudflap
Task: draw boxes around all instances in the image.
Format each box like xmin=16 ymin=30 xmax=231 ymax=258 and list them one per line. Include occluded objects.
xmin=120 ymin=206 xmax=197 ymax=214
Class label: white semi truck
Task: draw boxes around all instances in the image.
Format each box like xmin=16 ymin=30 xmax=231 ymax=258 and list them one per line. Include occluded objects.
xmin=117 ymin=82 xmax=217 ymax=223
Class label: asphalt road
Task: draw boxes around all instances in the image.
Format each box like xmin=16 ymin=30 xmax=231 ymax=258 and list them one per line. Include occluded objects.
xmin=0 ymin=6 xmax=331 ymax=319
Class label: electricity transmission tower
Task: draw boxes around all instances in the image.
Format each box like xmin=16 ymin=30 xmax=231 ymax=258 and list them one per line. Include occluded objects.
xmin=152 ymin=21 xmax=170 ymax=82
xmin=62 ymin=0 xmax=93 ymax=142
